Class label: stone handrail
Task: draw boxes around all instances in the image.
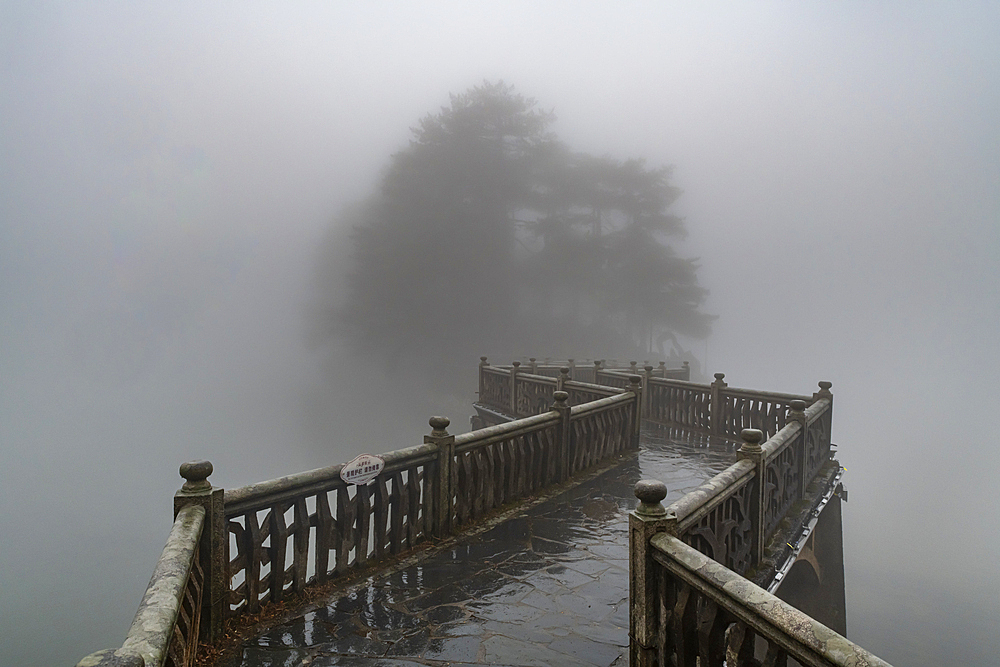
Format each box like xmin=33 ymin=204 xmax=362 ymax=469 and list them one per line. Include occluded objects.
xmin=644 ymin=531 xmax=891 ymax=667
xmin=77 ymin=504 xmax=206 ymax=667
xmin=477 ymin=359 xmax=820 ymax=442
xmin=629 ymin=388 xmax=859 ymax=666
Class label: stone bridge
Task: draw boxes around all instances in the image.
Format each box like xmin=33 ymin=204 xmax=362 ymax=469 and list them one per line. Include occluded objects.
xmin=77 ymin=358 xmax=890 ymax=667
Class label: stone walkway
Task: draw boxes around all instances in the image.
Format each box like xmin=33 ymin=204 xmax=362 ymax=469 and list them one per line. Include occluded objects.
xmin=227 ymin=426 xmax=736 ymax=667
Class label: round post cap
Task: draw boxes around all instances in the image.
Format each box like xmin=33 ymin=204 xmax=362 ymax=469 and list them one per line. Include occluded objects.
xmin=739 ymin=428 xmax=764 ymax=453
xmin=429 ymin=416 xmax=451 ymax=437
xmin=179 ymin=460 xmax=213 ymax=492
xmin=634 ymin=480 xmax=668 ymax=516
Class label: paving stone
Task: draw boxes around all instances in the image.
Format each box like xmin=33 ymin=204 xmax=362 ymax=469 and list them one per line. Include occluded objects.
xmin=481 ymin=634 xmax=584 ymax=667
xmin=548 ymin=636 xmax=626 ymax=666
xmin=570 ymin=622 xmax=630 ymax=647
xmin=422 ymin=634 xmax=482 ymax=662
xmin=467 ymin=600 xmax=547 ymax=624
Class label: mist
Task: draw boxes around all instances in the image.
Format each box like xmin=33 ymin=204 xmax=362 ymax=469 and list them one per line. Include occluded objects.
xmin=2 ymin=3 xmax=998 ymax=666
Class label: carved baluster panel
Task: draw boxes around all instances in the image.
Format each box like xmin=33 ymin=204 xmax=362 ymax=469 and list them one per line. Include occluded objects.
xmin=314 ymin=492 xmax=334 ymax=582
xmin=763 ymin=441 xmax=800 ymax=540
xmin=682 ymin=480 xmax=754 ymax=575
xmin=388 ymin=471 xmax=404 ymax=554
xmin=291 ymin=497 xmax=309 ymax=593
xmin=372 ymin=475 xmax=389 ymax=560
xmin=335 ymin=486 xmax=354 ymax=574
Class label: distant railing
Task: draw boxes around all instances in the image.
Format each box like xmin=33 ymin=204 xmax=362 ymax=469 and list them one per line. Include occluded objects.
xmin=77 ymin=372 xmax=641 ymax=666
xmin=478 ymin=360 xmax=821 ymax=442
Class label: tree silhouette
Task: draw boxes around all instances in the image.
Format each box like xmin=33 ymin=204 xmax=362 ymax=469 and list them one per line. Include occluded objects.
xmin=322 ymin=82 xmax=712 ymax=389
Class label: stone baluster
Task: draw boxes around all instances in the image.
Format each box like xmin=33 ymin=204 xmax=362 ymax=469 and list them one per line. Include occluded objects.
xmin=558 ymin=366 xmax=570 ymax=393
xmin=567 ymin=358 xmax=576 ymax=379
xmin=552 ymin=391 xmax=571 ymax=482
xmin=478 ymin=356 xmax=488 ymax=399
xmin=787 ymin=399 xmax=808 ymax=499
xmin=629 ymin=480 xmax=674 ymax=667
xmin=737 ymin=428 xmax=766 ymax=565
xmin=642 ymin=365 xmax=654 ymax=418
xmin=682 ymin=360 xmax=690 ymax=380
xmin=593 ymin=360 xmax=602 ymax=384
xmin=629 ymin=360 xmax=639 ymax=376
xmin=657 ymin=361 xmax=666 ymax=378
xmin=510 ymin=361 xmax=520 ymax=416
xmin=710 ymin=372 xmax=728 ymax=436
xmin=425 ymin=417 xmax=454 ymax=537
xmin=528 ymin=357 xmax=537 ymax=374
xmin=629 ymin=375 xmax=643 ymax=442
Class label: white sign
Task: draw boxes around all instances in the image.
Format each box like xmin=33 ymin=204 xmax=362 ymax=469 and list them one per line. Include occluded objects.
xmin=340 ymin=453 xmax=385 ymax=485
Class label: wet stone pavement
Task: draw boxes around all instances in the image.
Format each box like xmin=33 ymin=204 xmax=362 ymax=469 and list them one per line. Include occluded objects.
xmin=230 ymin=425 xmax=737 ymax=667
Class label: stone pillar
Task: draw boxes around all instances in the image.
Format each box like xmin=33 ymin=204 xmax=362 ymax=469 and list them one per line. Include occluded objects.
xmin=567 ymin=358 xmax=576 ymax=379
xmin=629 ymin=375 xmax=643 ymax=444
xmin=174 ymin=460 xmax=225 ymax=642
xmin=629 ymin=360 xmax=639 ymax=376
xmin=425 ymin=417 xmax=455 ymax=537
xmin=528 ymin=357 xmax=537 ymax=374
xmin=736 ymin=428 xmax=766 ymax=566
xmin=552 ymin=391 xmax=571 ymax=481
xmin=710 ymin=372 xmax=728 ymax=436
xmin=558 ymin=366 xmax=570 ymax=392
xmin=629 ymin=480 xmax=674 ymax=667
xmin=478 ymin=356 xmax=488 ymax=401
xmin=813 ymin=380 xmax=833 ymax=401
xmin=657 ymin=361 xmax=666 ymax=378
xmin=510 ymin=361 xmax=520 ymax=416
xmin=787 ymin=399 xmax=808 ymax=499
xmin=682 ymin=360 xmax=690 ymax=381
xmin=642 ymin=365 xmax=654 ymax=419
xmin=593 ymin=360 xmax=603 ymax=384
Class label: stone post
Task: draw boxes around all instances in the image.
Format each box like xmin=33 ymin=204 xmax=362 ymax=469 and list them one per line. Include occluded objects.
xmin=736 ymin=428 xmax=766 ymax=566
xmin=629 ymin=375 xmax=643 ymax=444
xmin=558 ymin=366 xmax=570 ymax=392
xmin=657 ymin=361 xmax=666 ymax=378
xmin=478 ymin=356 xmax=488 ymax=401
xmin=710 ymin=372 xmax=728 ymax=436
xmin=567 ymin=358 xmax=576 ymax=379
xmin=425 ymin=417 xmax=455 ymax=537
xmin=174 ymin=460 xmax=225 ymax=642
xmin=629 ymin=480 xmax=675 ymax=667
xmin=528 ymin=357 xmax=537 ymax=374
xmin=593 ymin=360 xmax=603 ymax=384
xmin=552 ymin=391 xmax=571 ymax=481
xmin=510 ymin=361 xmax=520 ymax=416
xmin=682 ymin=360 xmax=690 ymax=381
xmin=787 ymin=399 xmax=808 ymax=499
xmin=814 ymin=380 xmax=833 ymax=401
xmin=629 ymin=360 xmax=639 ymax=376
xmin=642 ymin=365 xmax=654 ymax=419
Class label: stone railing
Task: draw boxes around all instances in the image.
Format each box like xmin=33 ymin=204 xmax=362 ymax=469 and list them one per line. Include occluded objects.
xmin=626 ymin=382 xmax=886 ymax=666
xmin=77 ymin=380 xmax=641 ymax=666
xmin=494 ymin=357 xmax=692 ymax=385
xmin=477 ymin=357 xmax=633 ymax=420
xmin=483 ymin=359 xmax=823 ymax=443
xmin=78 ymin=461 xmax=223 ymax=667
xmin=634 ymin=529 xmax=889 ymax=667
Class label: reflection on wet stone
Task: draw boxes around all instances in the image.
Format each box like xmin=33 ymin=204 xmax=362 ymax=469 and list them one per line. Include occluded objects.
xmin=228 ymin=424 xmax=732 ymax=666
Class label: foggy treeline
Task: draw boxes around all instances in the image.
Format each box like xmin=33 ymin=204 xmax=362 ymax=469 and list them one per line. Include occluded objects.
xmin=313 ymin=82 xmax=712 ymax=391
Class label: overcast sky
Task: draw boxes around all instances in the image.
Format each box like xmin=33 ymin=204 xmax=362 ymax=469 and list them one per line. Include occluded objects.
xmin=2 ymin=3 xmax=999 ymax=665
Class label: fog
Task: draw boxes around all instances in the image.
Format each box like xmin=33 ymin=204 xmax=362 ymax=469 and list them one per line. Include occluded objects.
xmin=2 ymin=3 xmax=998 ymax=666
